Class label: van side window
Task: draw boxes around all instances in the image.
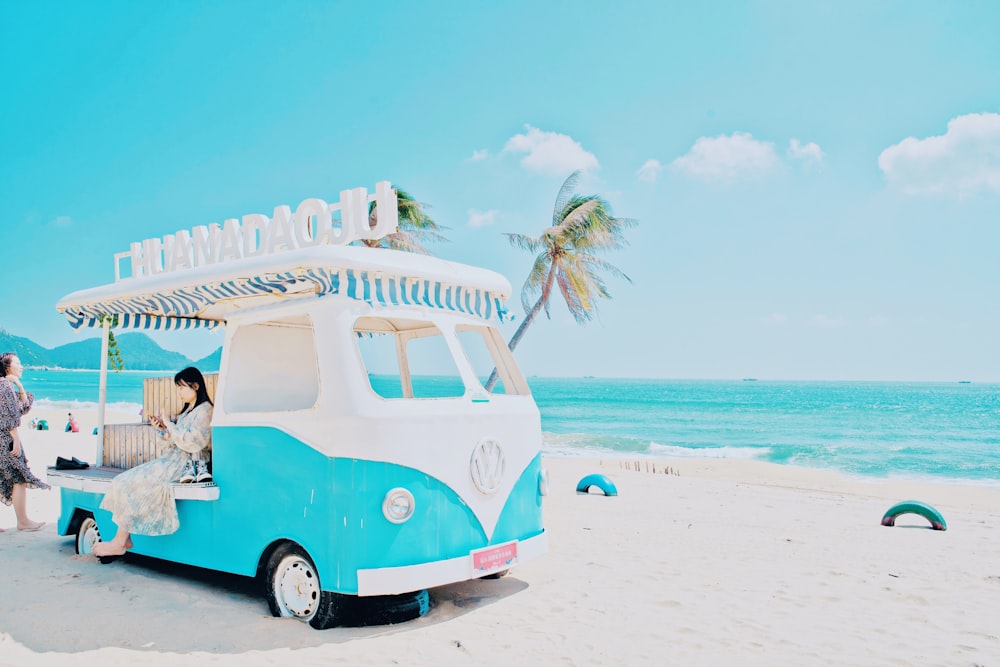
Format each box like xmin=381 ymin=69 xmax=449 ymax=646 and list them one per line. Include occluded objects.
xmin=354 ymin=317 xmax=465 ymax=399
xmin=455 ymin=325 xmax=531 ymax=396
xmin=225 ymin=316 xmax=319 ymax=412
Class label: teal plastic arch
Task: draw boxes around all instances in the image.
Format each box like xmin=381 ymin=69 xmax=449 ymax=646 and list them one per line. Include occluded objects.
xmin=881 ymin=500 xmax=947 ymax=531
xmin=576 ymin=474 xmax=618 ymax=496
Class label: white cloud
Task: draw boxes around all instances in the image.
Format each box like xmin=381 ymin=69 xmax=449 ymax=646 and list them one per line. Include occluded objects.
xmin=502 ymin=125 xmax=599 ymax=175
xmin=808 ymin=314 xmax=844 ymax=329
xmin=467 ymin=208 xmax=498 ymax=228
xmin=467 ymin=149 xmax=489 ymax=162
xmin=671 ymin=132 xmax=780 ymax=182
xmin=878 ymin=112 xmax=1000 ymax=196
xmin=787 ymin=139 xmax=825 ymax=167
xmin=761 ymin=313 xmax=788 ymax=326
xmin=636 ymin=159 xmax=662 ymax=183
xmin=50 ymin=215 xmax=72 ymax=227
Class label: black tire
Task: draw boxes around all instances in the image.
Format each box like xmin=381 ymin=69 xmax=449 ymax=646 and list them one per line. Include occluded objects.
xmin=75 ymin=513 xmax=101 ymax=555
xmin=341 ymin=588 xmax=430 ymax=627
xmin=481 ymin=569 xmax=509 ymax=580
xmin=263 ymin=543 xmax=345 ymax=629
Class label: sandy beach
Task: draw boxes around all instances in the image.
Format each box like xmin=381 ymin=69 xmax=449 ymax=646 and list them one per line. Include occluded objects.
xmin=1 ymin=407 xmax=998 ymax=666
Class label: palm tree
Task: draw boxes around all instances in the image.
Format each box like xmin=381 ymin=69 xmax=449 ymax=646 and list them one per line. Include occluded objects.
xmin=486 ymin=171 xmax=635 ymax=390
xmin=363 ymin=186 xmax=448 ymax=254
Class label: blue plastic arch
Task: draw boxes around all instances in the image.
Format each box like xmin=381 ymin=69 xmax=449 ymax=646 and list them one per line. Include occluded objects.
xmin=576 ymin=474 xmax=618 ymax=497
xmin=881 ymin=500 xmax=947 ymax=531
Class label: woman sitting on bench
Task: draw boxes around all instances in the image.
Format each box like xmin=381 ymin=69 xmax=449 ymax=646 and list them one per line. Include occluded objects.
xmin=93 ymin=367 xmax=213 ymax=558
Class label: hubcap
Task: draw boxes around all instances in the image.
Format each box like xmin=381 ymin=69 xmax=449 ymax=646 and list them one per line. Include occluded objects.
xmin=274 ymin=555 xmax=319 ymax=619
xmin=78 ymin=518 xmax=101 ymax=554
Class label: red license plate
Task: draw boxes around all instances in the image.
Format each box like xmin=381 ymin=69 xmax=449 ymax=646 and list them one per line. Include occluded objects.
xmin=471 ymin=541 xmax=518 ymax=574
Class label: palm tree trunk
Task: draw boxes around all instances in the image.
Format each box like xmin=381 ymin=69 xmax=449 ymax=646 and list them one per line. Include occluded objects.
xmin=484 ymin=264 xmax=556 ymax=391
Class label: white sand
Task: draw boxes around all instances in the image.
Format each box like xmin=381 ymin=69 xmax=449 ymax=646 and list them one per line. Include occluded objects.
xmin=2 ymin=408 xmax=999 ymax=666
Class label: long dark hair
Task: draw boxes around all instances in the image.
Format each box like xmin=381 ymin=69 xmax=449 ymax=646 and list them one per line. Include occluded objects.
xmin=175 ymin=366 xmax=212 ymax=414
xmin=0 ymin=352 xmax=17 ymax=377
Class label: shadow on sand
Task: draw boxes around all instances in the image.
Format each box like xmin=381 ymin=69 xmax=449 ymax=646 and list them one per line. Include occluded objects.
xmin=0 ymin=532 xmax=529 ymax=654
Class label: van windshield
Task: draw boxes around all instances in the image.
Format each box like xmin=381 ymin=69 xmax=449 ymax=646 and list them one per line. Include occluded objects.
xmin=354 ymin=316 xmax=465 ymax=399
xmin=353 ymin=316 xmax=530 ymax=399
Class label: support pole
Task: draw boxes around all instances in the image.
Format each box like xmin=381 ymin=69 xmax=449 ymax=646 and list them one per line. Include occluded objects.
xmin=96 ymin=318 xmax=110 ymax=466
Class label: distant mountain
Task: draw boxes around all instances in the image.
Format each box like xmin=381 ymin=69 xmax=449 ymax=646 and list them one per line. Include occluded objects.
xmin=48 ymin=333 xmax=192 ymax=371
xmin=193 ymin=347 xmax=222 ymax=372
xmin=0 ymin=330 xmax=52 ymax=366
xmin=1 ymin=329 xmax=194 ymax=371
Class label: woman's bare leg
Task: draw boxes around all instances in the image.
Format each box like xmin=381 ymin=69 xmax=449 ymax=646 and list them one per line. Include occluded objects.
xmin=13 ymin=484 xmax=44 ymax=531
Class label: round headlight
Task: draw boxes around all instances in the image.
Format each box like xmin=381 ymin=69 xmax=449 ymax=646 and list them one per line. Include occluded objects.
xmin=538 ymin=467 xmax=550 ymax=496
xmin=382 ymin=487 xmax=415 ymax=524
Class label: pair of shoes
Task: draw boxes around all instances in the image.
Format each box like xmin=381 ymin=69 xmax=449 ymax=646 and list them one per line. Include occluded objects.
xmin=194 ymin=460 xmax=212 ymax=483
xmin=55 ymin=456 xmax=90 ymax=470
xmin=177 ymin=458 xmax=196 ymax=483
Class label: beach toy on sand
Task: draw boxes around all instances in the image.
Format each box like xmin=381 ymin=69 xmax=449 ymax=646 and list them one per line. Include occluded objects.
xmin=881 ymin=500 xmax=947 ymax=531
xmin=576 ymin=474 xmax=618 ymax=496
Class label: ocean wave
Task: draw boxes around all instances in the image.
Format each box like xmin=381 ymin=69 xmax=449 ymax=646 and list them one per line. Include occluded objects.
xmin=34 ymin=398 xmax=144 ymax=415
xmin=647 ymin=441 xmax=770 ymax=460
xmin=542 ymin=432 xmax=770 ymax=460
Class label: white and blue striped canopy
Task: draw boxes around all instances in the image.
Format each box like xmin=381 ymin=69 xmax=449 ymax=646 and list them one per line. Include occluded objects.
xmin=58 ymin=246 xmax=512 ymax=331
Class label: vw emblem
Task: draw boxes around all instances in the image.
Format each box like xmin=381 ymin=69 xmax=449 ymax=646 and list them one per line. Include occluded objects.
xmin=470 ymin=439 xmax=505 ymax=494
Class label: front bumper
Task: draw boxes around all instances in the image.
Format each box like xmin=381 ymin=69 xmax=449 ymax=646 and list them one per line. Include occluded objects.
xmin=356 ymin=530 xmax=548 ymax=596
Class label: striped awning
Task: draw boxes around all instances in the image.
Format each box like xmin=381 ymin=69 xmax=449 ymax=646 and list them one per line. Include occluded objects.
xmin=61 ymin=265 xmax=510 ymax=330
xmin=68 ymin=314 xmax=220 ymax=331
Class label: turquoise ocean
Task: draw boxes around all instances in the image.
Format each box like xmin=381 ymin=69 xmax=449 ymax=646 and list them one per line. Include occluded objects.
xmin=22 ymin=370 xmax=1000 ymax=486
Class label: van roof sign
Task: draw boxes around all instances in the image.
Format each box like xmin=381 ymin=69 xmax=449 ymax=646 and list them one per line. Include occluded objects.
xmin=56 ymin=184 xmax=513 ymax=331
xmin=117 ymin=181 xmax=399 ymax=282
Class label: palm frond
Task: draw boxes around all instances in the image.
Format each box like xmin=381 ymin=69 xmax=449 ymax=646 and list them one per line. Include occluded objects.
xmin=376 ymin=232 xmax=430 ymax=254
xmin=549 ymin=198 xmax=602 ymax=238
xmin=555 ymin=265 xmax=593 ymax=324
xmin=577 ymin=253 xmax=632 ymax=283
xmin=552 ymin=171 xmax=582 ymax=224
xmin=505 ymin=233 xmax=543 ymax=254
xmin=521 ymin=253 xmax=551 ymax=312
xmin=559 ymin=254 xmax=601 ymax=307
xmin=365 ymin=186 xmax=447 ymax=253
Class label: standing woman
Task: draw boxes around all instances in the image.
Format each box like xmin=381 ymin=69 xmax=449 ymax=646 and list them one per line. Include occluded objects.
xmin=93 ymin=366 xmax=213 ymax=557
xmin=0 ymin=352 xmax=49 ymax=531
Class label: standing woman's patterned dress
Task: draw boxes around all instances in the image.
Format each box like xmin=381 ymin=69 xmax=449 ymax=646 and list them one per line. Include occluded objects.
xmin=99 ymin=401 xmax=212 ymax=536
xmin=0 ymin=377 xmax=49 ymax=505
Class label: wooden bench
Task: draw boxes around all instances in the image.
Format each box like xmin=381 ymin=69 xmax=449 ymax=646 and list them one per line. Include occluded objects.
xmin=45 ymin=372 xmax=222 ymax=500
xmin=102 ymin=373 xmax=219 ymax=469
xmin=45 ymin=465 xmax=219 ymax=500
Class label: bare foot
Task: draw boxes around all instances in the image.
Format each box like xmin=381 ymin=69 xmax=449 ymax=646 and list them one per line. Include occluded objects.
xmin=17 ymin=520 xmax=45 ymax=532
xmin=93 ymin=541 xmax=128 ymax=557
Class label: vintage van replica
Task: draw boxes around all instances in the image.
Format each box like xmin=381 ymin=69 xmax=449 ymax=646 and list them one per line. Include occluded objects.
xmin=48 ymin=182 xmax=548 ymax=628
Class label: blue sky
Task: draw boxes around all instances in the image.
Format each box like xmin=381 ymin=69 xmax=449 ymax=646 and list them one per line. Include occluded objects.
xmin=2 ymin=1 xmax=999 ymax=381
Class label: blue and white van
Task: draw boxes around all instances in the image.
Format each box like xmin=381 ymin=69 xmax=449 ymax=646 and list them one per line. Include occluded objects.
xmin=47 ymin=182 xmax=548 ymax=628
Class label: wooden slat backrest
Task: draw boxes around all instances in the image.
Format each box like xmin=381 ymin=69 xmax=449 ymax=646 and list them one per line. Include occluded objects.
xmin=106 ymin=372 xmax=218 ymax=469
xmin=102 ymin=423 xmax=163 ymax=469
xmin=142 ymin=373 xmax=218 ymax=422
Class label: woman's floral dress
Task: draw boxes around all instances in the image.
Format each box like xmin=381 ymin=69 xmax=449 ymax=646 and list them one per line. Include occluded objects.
xmin=0 ymin=377 xmax=49 ymax=504
xmin=99 ymin=401 xmax=212 ymax=536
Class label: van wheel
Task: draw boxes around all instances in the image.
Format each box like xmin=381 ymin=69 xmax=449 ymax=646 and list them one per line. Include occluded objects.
xmin=342 ymin=589 xmax=430 ymax=627
xmin=481 ymin=569 xmax=509 ymax=580
xmin=264 ymin=543 xmax=344 ymax=629
xmin=75 ymin=514 xmax=101 ymax=555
